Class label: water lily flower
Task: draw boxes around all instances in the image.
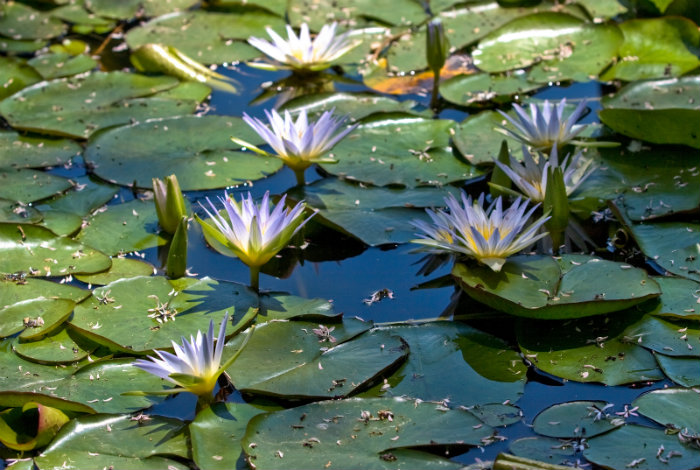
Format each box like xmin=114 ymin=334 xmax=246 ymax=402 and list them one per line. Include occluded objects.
xmin=196 ymin=191 xmax=315 ymax=290
xmin=133 ymin=314 xmax=230 ymax=397
xmin=247 ymin=22 xmax=357 ymax=72
xmin=411 ymin=192 xmax=550 ymax=272
xmin=494 ymin=146 xmax=596 ymax=203
xmin=240 ymin=108 xmax=356 ymax=185
xmin=497 ymin=99 xmax=588 ymax=152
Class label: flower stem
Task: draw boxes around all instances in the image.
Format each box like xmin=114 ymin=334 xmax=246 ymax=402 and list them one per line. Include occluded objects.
xmin=293 ymin=168 xmax=306 ymax=186
xmin=249 ymin=265 xmax=260 ymax=292
xmin=430 ymin=70 xmax=440 ymax=112
xmin=195 ymin=393 xmax=214 ymax=413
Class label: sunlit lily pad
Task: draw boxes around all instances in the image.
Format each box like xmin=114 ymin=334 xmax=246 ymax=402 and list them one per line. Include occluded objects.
xmin=320 ymin=116 xmax=481 ymax=187
xmin=0 ymin=72 xmax=196 ymax=139
xmin=34 ymin=413 xmax=189 ymax=470
xmin=242 ymin=397 xmax=493 ymax=469
xmin=440 ymin=71 xmax=543 ymax=106
xmin=585 ymin=424 xmax=700 ymax=470
xmin=634 ymin=387 xmax=700 ymax=433
xmin=287 ymin=0 xmax=426 ymax=30
xmin=74 ymin=257 xmax=155 ymax=286
xmin=280 ymin=92 xmax=424 ymax=121
xmin=575 ymin=0 xmax=628 ymax=20
xmin=258 ymin=293 xmax=340 ymax=321
xmin=0 ymin=199 xmax=42 ymax=224
xmin=125 ymin=11 xmax=284 ymax=65
xmin=14 ymin=327 xmax=96 ymax=364
xmin=76 ymin=199 xmax=168 ymax=255
xmin=532 ymin=401 xmax=622 ymax=438
xmin=0 ymin=277 xmax=89 ymax=305
xmin=622 ymin=315 xmax=699 ymax=357
xmin=0 ymin=223 xmax=111 ymax=277
xmin=190 ymin=402 xmax=267 ymax=470
xmin=286 ymin=178 xmax=462 ymax=246
xmin=0 ymin=57 xmax=41 ymax=100
xmin=508 ymin=436 xmax=576 ymax=463
xmin=0 ymin=298 xmax=74 ymax=340
xmin=599 ymin=76 xmax=700 ymax=149
xmin=27 ymin=52 xmax=97 ymax=79
xmin=49 ymin=3 xmax=116 ymax=33
xmin=0 ymin=169 xmax=72 ymax=204
xmin=362 ymin=322 xmax=527 ymax=406
xmin=516 ymin=311 xmax=665 ymax=385
xmin=473 ymin=12 xmax=621 ymax=75
xmin=84 ymin=0 xmax=200 ymax=19
xmin=0 ymin=131 xmax=81 ymax=169
xmin=70 ymin=276 xmax=257 ymax=353
xmin=601 ymin=17 xmax=700 ymax=81
xmin=84 ymin=115 xmax=282 ymax=190
xmin=0 ymin=3 xmax=66 ymax=40
xmin=453 ymin=255 xmax=661 ymax=319
xmin=36 ymin=175 xmax=119 ymax=218
xmin=225 ymin=319 xmax=407 ymax=399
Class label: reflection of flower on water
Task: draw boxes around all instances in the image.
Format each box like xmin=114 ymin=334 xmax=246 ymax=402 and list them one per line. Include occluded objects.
xmin=411 ymin=192 xmax=550 ymax=272
xmin=248 ymin=23 xmax=357 ymax=71
xmin=242 ymin=108 xmax=357 ymax=184
xmin=196 ymin=191 xmax=315 ymax=290
xmin=134 ymin=314 xmax=229 ymax=397
xmin=494 ymin=145 xmax=596 ymax=203
xmin=497 ymin=98 xmax=588 ymax=152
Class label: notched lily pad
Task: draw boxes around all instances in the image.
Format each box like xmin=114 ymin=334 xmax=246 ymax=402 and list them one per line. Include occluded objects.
xmin=14 ymin=327 xmax=97 ymax=364
xmin=453 ymin=255 xmax=661 ymax=319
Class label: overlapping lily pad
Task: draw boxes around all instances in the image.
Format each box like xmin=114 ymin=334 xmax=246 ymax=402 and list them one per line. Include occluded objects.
xmin=287 ymin=0 xmax=426 ymax=30
xmin=0 ymin=57 xmax=41 ymax=100
xmin=623 ymin=315 xmax=700 ymax=357
xmin=440 ymin=71 xmax=543 ymax=106
xmin=532 ymin=401 xmax=623 ymax=438
xmin=0 ymin=72 xmax=198 ymax=139
xmin=0 ymin=169 xmax=72 ymax=204
xmin=84 ymin=0 xmax=200 ymax=19
xmin=453 ymin=255 xmax=661 ymax=319
xmin=319 ymin=116 xmax=481 ymax=187
xmin=0 ymin=131 xmax=81 ymax=169
xmin=0 ymin=3 xmax=66 ymax=40
xmin=599 ymin=76 xmax=700 ymax=148
xmin=655 ymin=354 xmax=700 ymax=387
xmin=0 ymin=298 xmax=74 ymax=340
xmin=633 ymin=387 xmax=700 ymax=433
xmin=242 ymin=397 xmax=494 ymax=469
xmin=14 ymin=327 xmax=96 ymax=364
xmin=280 ymin=92 xmax=423 ymax=121
xmin=84 ymin=115 xmax=282 ymax=190
xmin=27 ymin=53 xmax=97 ymax=80
xmin=74 ymin=257 xmax=154 ymax=286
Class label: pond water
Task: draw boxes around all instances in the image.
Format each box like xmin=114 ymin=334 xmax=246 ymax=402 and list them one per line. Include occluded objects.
xmin=0 ymin=2 xmax=699 ymax=470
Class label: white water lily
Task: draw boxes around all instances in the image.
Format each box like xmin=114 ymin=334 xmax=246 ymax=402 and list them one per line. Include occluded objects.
xmin=134 ymin=314 xmax=229 ymax=397
xmin=196 ymin=191 xmax=315 ymax=290
xmin=411 ymin=192 xmax=550 ymax=272
xmin=497 ymin=99 xmax=588 ymax=152
xmin=248 ymin=22 xmax=357 ymax=71
xmin=241 ymin=108 xmax=356 ymax=184
xmin=494 ymin=146 xmax=596 ymax=203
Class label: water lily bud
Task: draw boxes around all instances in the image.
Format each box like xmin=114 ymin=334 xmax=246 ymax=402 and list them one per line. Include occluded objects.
xmin=489 ymin=140 xmax=513 ymax=198
xmin=166 ymin=216 xmax=188 ymax=279
xmin=426 ymin=18 xmax=449 ymax=76
xmin=544 ymin=166 xmax=569 ymax=250
xmin=153 ymin=174 xmax=187 ymax=235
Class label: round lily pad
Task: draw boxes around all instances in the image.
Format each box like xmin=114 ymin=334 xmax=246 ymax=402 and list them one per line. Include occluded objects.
xmin=633 ymin=387 xmax=700 ymax=433
xmin=453 ymin=255 xmax=661 ymax=319
xmin=0 ymin=298 xmax=74 ymax=339
xmin=84 ymin=115 xmax=282 ymax=190
xmin=0 ymin=57 xmax=41 ymax=101
xmin=319 ymin=116 xmax=482 ymax=187
xmin=0 ymin=169 xmax=72 ymax=204
xmin=280 ymin=92 xmax=424 ymax=121
xmin=0 ymin=2 xmax=66 ymax=40
xmin=532 ymin=401 xmax=622 ymax=438
xmin=0 ymin=131 xmax=81 ymax=169
xmin=287 ymin=0 xmax=426 ymax=30
xmin=27 ymin=52 xmax=97 ymax=80
xmin=654 ymin=353 xmax=700 ymax=387
xmin=0 ymin=199 xmax=42 ymax=224
xmin=440 ymin=71 xmax=543 ymax=106
xmin=622 ymin=315 xmax=700 ymax=357
xmin=84 ymin=0 xmax=200 ymax=19
xmin=74 ymin=257 xmax=155 ymax=286
xmin=14 ymin=327 xmax=96 ymax=364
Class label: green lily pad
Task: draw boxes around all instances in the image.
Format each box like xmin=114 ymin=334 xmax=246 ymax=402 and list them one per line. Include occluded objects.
xmin=258 ymin=293 xmax=340 ymax=321
xmin=242 ymin=397 xmax=494 ymax=470
xmin=599 ymin=76 xmax=700 ymax=149
xmin=190 ymin=402 xmax=267 ymax=470
xmin=509 ymin=436 xmax=576 ymax=463
xmin=0 ymin=57 xmax=41 ymax=101
xmin=654 ymin=353 xmax=700 ymax=387
xmin=319 ymin=116 xmax=481 ymax=187
xmin=36 ymin=175 xmax=119 ymax=217
xmin=585 ymin=424 xmax=700 ymax=470
xmin=0 ymin=3 xmax=66 ymax=40
xmin=74 ymin=257 xmax=155 ymax=286
xmin=0 ymin=276 xmax=89 ymax=305
xmin=70 ymin=275 xmax=257 ymax=353
xmin=473 ymin=12 xmax=620 ymax=75
xmin=280 ymin=92 xmax=424 ymax=121
xmin=0 ymin=223 xmax=111 ymax=277
xmin=125 ymin=11 xmax=284 ymax=65
xmin=440 ymin=71 xmax=543 ymax=106
xmin=634 ymin=387 xmax=700 ymax=433
xmin=34 ymin=413 xmax=189 ymax=470
xmin=516 ymin=311 xmax=665 ymax=385
xmin=27 ymin=52 xmax=97 ymax=79
xmin=0 ymin=71 xmax=196 ymax=139
xmin=532 ymin=401 xmax=622 ymax=438
xmin=225 ymin=319 xmax=408 ymax=399
xmin=643 ymin=277 xmax=700 ymax=320
xmin=0 ymin=169 xmax=72 ymax=204
xmin=84 ymin=115 xmax=282 ymax=190
xmin=76 ymin=199 xmax=168 ymax=256
xmin=0 ymin=131 xmax=81 ymax=169
xmin=624 ymin=221 xmax=700 ymax=281
xmin=0 ymin=298 xmax=75 ymax=340
xmin=453 ymin=255 xmax=661 ymax=319
xmin=37 ymin=211 xmax=84 ymax=238
xmin=0 ymin=401 xmax=70 ymax=451
xmin=452 ymin=109 xmax=522 ymax=165
xmin=285 ymin=178 xmax=462 ymax=246
xmin=575 ymin=0 xmax=628 ymax=20
xmin=50 ymin=3 xmax=116 ymax=32
xmin=287 ymin=0 xmax=426 ymax=30
xmin=0 ymin=199 xmax=42 ymax=224
xmin=0 ymin=37 xmax=46 ymax=54
xmin=84 ymin=0 xmax=200 ymax=19
xmin=362 ymin=322 xmax=527 ymax=406
xmin=14 ymin=327 xmax=96 ymax=364
xmin=601 ymin=17 xmax=700 ymax=81
xmin=623 ymin=315 xmax=700 ymax=357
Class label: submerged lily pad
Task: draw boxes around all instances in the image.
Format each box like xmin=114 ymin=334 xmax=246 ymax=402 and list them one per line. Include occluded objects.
xmin=319 ymin=116 xmax=481 ymax=187
xmin=242 ymin=397 xmax=493 ymax=470
xmin=599 ymin=76 xmax=700 ymax=149
xmin=225 ymin=319 xmax=407 ymax=399
xmin=84 ymin=115 xmax=282 ymax=190
xmin=0 ymin=131 xmax=81 ymax=169
xmin=0 ymin=72 xmax=197 ymax=139
xmin=0 ymin=223 xmax=111 ymax=277
xmin=453 ymin=255 xmax=661 ymax=319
